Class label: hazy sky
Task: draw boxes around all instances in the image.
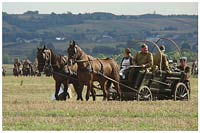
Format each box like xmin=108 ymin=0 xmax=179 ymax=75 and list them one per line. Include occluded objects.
xmin=2 ymin=2 xmax=198 ymax=15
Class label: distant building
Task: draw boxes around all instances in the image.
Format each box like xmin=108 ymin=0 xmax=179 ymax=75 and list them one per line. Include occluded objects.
xmin=56 ymin=37 xmax=65 ymax=41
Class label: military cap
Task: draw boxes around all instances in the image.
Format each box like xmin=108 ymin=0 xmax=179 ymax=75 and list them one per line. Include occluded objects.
xmin=180 ymin=57 xmax=187 ymax=61
xmin=159 ymin=45 xmax=165 ymax=51
xmin=141 ymin=43 xmax=148 ymax=48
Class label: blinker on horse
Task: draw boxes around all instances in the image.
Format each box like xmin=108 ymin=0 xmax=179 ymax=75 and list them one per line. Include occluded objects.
xmin=67 ymin=40 xmax=121 ymax=101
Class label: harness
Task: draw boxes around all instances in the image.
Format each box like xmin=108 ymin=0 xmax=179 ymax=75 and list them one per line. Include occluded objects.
xmin=75 ymin=55 xmax=105 ymax=75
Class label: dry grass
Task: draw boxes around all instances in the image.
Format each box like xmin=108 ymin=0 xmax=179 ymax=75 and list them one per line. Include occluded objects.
xmin=2 ymin=76 xmax=198 ymax=131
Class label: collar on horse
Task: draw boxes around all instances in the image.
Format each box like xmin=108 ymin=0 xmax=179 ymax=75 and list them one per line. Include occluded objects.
xmin=77 ymin=56 xmax=104 ymax=75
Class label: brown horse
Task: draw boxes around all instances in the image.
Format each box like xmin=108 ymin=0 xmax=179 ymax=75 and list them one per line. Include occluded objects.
xmin=22 ymin=60 xmax=32 ymax=76
xmin=37 ymin=46 xmax=83 ymax=101
xmin=2 ymin=67 xmax=6 ymax=77
xmin=13 ymin=63 xmax=21 ymax=76
xmin=67 ymin=40 xmax=121 ymax=101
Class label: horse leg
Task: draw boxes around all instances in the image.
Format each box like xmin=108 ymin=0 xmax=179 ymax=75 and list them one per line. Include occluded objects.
xmin=113 ymin=81 xmax=121 ymax=101
xmin=106 ymin=80 xmax=112 ymax=100
xmin=73 ymin=81 xmax=84 ymax=101
xmin=63 ymin=80 xmax=70 ymax=101
xmin=55 ymin=81 xmax=61 ymax=100
xmin=86 ymin=80 xmax=92 ymax=101
xmin=100 ymin=81 xmax=107 ymax=101
xmin=80 ymin=83 xmax=84 ymax=101
xmin=88 ymin=80 xmax=96 ymax=101
xmin=91 ymin=86 xmax=96 ymax=101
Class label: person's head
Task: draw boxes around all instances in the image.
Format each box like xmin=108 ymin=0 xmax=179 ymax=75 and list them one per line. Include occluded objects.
xmin=123 ymin=48 xmax=131 ymax=57
xmin=179 ymin=57 xmax=187 ymax=67
xmin=159 ymin=45 xmax=165 ymax=52
xmin=141 ymin=43 xmax=148 ymax=53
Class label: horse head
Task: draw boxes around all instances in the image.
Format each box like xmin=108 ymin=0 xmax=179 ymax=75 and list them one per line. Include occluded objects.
xmin=37 ymin=46 xmax=52 ymax=72
xmin=67 ymin=40 xmax=80 ymax=65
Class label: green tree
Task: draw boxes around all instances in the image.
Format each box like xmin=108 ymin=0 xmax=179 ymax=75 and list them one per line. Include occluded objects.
xmin=3 ymin=54 xmax=13 ymax=64
xmin=97 ymin=53 xmax=106 ymax=59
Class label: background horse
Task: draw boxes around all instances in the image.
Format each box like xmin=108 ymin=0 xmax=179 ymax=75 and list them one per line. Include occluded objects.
xmin=37 ymin=46 xmax=83 ymax=101
xmin=191 ymin=61 xmax=198 ymax=78
xmin=22 ymin=60 xmax=32 ymax=76
xmin=2 ymin=67 xmax=6 ymax=77
xmin=67 ymin=40 xmax=121 ymax=101
xmin=13 ymin=63 xmax=21 ymax=76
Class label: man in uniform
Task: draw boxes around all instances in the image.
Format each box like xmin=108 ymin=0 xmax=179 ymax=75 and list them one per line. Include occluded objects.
xmin=177 ymin=57 xmax=191 ymax=95
xmin=128 ymin=43 xmax=153 ymax=87
xmin=153 ymin=45 xmax=170 ymax=72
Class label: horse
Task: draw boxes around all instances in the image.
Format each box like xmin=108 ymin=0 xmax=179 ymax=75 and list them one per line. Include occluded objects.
xmin=2 ymin=67 xmax=6 ymax=77
xmin=13 ymin=63 xmax=21 ymax=76
xmin=191 ymin=61 xmax=198 ymax=78
xmin=67 ymin=40 xmax=121 ymax=101
xmin=22 ymin=62 xmax=31 ymax=76
xmin=43 ymin=64 xmax=53 ymax=77
xmin=37 ymin=46 xmax=83 ymax=101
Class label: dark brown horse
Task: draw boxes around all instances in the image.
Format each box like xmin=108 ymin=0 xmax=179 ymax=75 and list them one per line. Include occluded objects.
xmin=13 ymin=63 xmax=21 ymax=76
xmin=2 ymin=67 xmax=6 ymax=77
xmin=37 ymin=46 xmax=83 ymax=101
xmin=22 ymin=60 xmax=32 ymax=76
xmin=67 ymin=40 xmax=121 ymax=101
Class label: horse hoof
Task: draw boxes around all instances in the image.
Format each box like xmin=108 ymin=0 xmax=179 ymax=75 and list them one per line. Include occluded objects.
xmin=86 ymin=97 xmax=89 ymax=101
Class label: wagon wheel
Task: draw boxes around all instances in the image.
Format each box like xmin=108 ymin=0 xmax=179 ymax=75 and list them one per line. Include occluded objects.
xmin=137 ymin=86 xmax=152 ymax=101
xmin=174 ymin=83 xmax=189 ymax=101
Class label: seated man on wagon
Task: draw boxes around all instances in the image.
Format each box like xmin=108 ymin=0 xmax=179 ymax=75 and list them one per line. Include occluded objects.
xmin=153 ymin=45 xmax=170 ymax=73
xmin=128 ymin=43 xmax=153 ymax=88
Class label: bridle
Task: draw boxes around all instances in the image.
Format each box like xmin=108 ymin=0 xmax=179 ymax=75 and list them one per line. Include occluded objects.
xmin=37 ymin=49 xmax=52 ymax=72
xmin=68 ymin=45 xmax=79 ymax=64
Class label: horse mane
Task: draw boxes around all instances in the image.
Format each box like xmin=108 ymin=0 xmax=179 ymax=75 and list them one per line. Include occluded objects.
xmin=49 ymin=49 xmax=68 ymax=70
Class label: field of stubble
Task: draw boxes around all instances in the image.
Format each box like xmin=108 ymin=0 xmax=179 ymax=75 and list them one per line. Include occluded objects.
xmin=2 ymin=75 xmax=198 ymax=130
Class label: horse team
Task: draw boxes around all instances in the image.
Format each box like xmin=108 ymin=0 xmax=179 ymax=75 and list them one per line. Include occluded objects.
xmin=37 ymin=40 xmax=121 ymax=101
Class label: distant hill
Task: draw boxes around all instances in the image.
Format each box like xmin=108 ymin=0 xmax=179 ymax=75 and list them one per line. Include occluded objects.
xmin=2 ymin=11 xmax=198 ymax=63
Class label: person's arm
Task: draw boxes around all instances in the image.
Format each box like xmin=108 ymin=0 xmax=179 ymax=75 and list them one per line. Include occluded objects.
xmin=130 ymin=56 xmax=134 ymax=65
xmin=143 ymin=53 xmax=153 ymax=68
xmin=163 ymin=54 xmax=170 ymax=71
xmin=120 ymin=57 xmax=124 ymax=69
xmin=132 ymin=52 xmax=138 ymax=65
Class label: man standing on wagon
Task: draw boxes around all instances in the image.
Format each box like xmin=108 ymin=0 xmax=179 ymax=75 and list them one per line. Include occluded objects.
xmin=128 ymin=43 xmax=153 ymax=88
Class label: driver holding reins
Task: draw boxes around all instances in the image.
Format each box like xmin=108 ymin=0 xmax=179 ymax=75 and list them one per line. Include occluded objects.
xmin=128 ymin=43 xmax=153 ymax=87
